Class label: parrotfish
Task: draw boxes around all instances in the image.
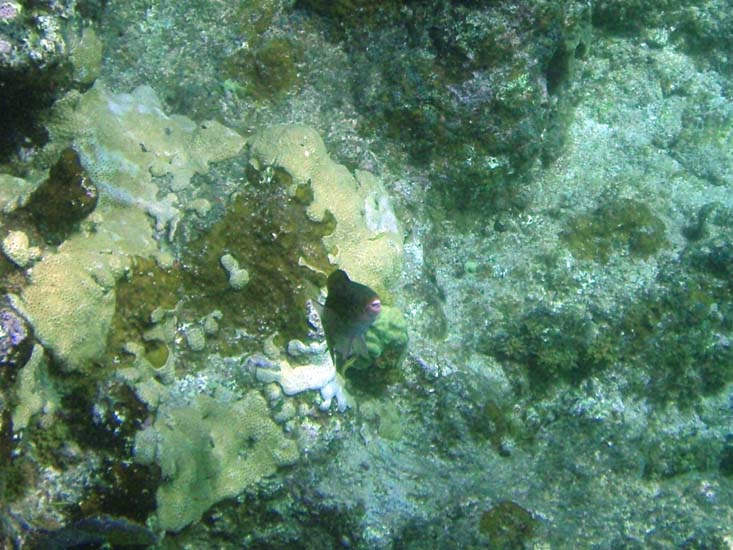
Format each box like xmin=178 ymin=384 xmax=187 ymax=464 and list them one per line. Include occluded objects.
xmin=322 ymin=269 xmax=381 ymax=367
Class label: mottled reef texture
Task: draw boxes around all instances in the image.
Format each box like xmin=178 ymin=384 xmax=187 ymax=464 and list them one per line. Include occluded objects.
xmin=1 ymin=0 xmax=733 ymax=548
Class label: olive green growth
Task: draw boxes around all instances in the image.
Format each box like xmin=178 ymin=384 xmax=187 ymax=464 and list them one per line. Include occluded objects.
xmin=22 ymin=147 xmax=98 ymax=245
xmin=105 ymin=257 xmax=184 ymax=365
xmin=479 ymin=501 xmax=537 ymax=549
xmin=561 ymin=198 xmax=668 ymax=263
xmin=182 ymin=173 xmax=334 ymax=351
xmin=223 ymin=37 xmax=302 ymax=100
xmin=490 ymin=304 xmax=613 ymax=392
xmin=296 ymin=0 xmax=400 ymax=26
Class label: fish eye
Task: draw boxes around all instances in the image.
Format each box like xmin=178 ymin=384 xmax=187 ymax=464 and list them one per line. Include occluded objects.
xmin=368 ymin=299 xmax=382 ymax=313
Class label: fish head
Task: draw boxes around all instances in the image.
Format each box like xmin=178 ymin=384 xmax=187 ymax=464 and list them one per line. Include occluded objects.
xmin=365 ymin=297 xmax=381 ymax=319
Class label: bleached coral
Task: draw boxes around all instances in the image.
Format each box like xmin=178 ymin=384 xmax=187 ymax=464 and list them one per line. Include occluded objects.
xmin=2 ymin=230 xmax=41 ymax=268
xmin=255 ymin=340 xmax=353 ymax=412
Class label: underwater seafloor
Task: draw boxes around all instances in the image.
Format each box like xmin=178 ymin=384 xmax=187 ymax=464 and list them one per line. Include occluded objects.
xmin=1 ymin=0 xmax=733 ymax=548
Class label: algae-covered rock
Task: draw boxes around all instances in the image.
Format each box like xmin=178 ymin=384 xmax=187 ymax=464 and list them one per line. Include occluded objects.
xmin=247 ymin=124 xmax=403 ymax=297
xmin=133 ymin=390 xmax=299 ymax=532
xmin=222 ymin=36 xmax=302 ymax=100
xmin=560 ymin=198 xmax=668 ymax=263
xmin=479 ymin=501 xmax=537 ymax=549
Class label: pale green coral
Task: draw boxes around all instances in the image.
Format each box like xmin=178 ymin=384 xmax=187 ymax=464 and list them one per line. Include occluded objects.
xmin=9 ymin=240 xmax=119 ymax=371
xmin=133 ymin=390 xmax=299 ymax=532
xmin=361 ymin=305 xmax=409 ymax=370
xmin=247 ymin=124 xmax=403 ymax=297
xmin=68 ymin=27 xmax=103 ymax=86
xmin=11 ymin=344 xmax=59 ymax=432
xmin=0 ymin=174 xmax=34 ymax=214
xmin=220 ymin=253 xmax=250 ymax=290
xmin=2 ymin=230 xmax=41 ymax=268
xmin=10 ymin=83 xmax=245 ymax=371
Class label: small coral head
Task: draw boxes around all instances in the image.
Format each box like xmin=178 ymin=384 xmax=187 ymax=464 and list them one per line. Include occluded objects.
xmin=0 ymin=3 xmax=20 ymax=20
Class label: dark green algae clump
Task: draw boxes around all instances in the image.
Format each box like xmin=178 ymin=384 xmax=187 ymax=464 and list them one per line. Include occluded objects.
xmin=479 ymin=501 xmax=538 ymax=550
xmin=560 ymin=197 xmax=668 ymax=263
xmin=222 ymin=36 xmax=303 ymax=100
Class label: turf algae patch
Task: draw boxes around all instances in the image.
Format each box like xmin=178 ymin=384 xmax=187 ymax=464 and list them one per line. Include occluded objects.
xmin=181 ymin=171 xmax=333 ymax=348
xmin=104 ymin=168 xmax=335 ymax=362
xmin=105 ymin=256 xmax=185 ymax=365
xmin=479 ymin=501 xmax=537 ymax=549
xmin=561 ymin=198 xmax=668 ymax=263
xmin=222 ymin=37 xmax=303 ymax=101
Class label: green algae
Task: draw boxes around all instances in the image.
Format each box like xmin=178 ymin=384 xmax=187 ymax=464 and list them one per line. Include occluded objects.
xmin=105 ymin=165 xmax=334 ymax=361
xmin=620 ymin=276 xmax=733 ymax=408
xmin=490 ymin=232 xmax=733 ymax=407
xmin=222 ymin=37 xmax=302 ymax=100
xmin=296 ymin=0 xmax=400 ymax=27
xmin=105 ymin=256 xmax=184 ymax=364
xmin=181 ymin=171 xmax=333 ymax=351
xmin=490 ymin=303 xmax=614 ymax=392
xmin=22 ymin=148 xmax=98 ymax=245
xmin=469 ymin=400 xmax=527 ymax=457
xmin=479 ymin=501 xmax=537 ymax=549
xmin=561 ymin=198 xmax=668 ymax=263
xmin=144 ymin=341 xmax=169 ymax=369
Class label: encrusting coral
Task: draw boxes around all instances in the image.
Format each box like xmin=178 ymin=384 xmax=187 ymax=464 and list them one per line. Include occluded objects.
xmin=133 ymin=390 xmax=299 ymax=532
xmin=8 ymin=83 xmax=245 ymax=372
xmin=247 ymin=124 xmax=403 ymax=298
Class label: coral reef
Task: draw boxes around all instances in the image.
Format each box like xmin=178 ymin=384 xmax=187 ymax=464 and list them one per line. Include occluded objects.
xmin=3 ymin=0 xmax=733 ymax=548
xmin=9 ymin=83 xmax=245 ymax=372
xmin=133 ymin=390 xmax=299 ymax=532
xmin=0 ymin=306 xmax=32 ymax=368
xmin=247 ymin=124 xmax=403 ymax=296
